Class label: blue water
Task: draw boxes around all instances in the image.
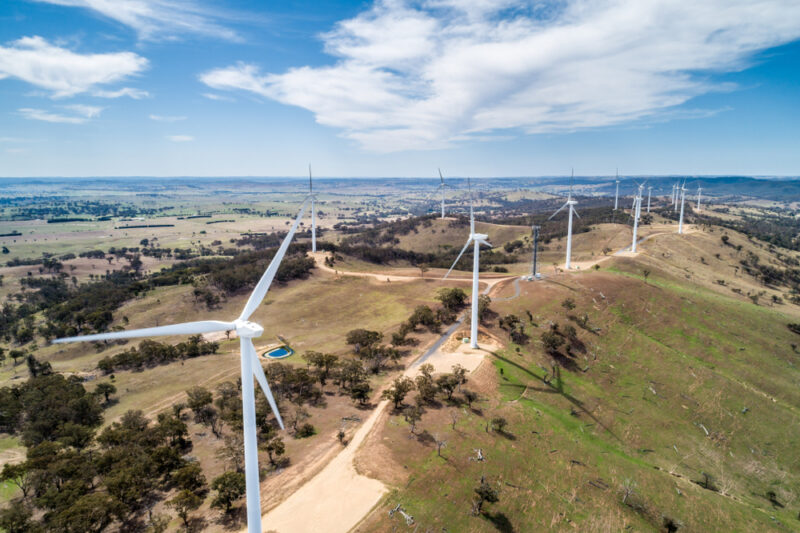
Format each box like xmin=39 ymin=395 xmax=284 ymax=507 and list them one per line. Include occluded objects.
xmin=264 ymin=346 xmax=292 ymax=358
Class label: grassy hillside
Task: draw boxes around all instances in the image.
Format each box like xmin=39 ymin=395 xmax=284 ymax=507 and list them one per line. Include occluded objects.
xmin=357 ymin=251 xmax=800 ymax=532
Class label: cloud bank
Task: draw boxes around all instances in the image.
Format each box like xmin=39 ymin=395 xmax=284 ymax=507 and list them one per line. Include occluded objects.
xmin=19 ymin=104 xmax=103 ymax=124
xmin=200 ymin=0 xmax=800 ymax=152
xmin=0 ymin=36 xmax=147 ymax=98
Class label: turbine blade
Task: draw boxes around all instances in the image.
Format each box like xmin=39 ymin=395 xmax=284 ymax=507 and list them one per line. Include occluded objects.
xmin=243 ymin=338 xmax=285 ymax=430
xmin=572 ymin=207 xmax=581 ymax=219
xmin=478 ymin=239 xmax=492 ymax=248
xmin=547 ymin=202 xmax=568 ymax=220
xmin=438 ymin=168 xmax=444 ymax=184
xmin=308 ymin=164 xmax=312 ymax=192
xmin=53 ymin=320 xmax=236 ymax=344
xmin=443 ymin=239 xmax=472 ymax=280
xmin=239 ymin=198 xmax=310 ymax=321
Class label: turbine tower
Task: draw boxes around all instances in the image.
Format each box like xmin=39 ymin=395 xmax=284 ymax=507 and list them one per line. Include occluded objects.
xmin=308 ymin=165 xmax=316 ymax=253
xmin=530 ymin=225 xmax=540 ymax=279
xmin=548 ymin=174 xmax=580 ymax=270
xmin=614 ymin=170 xmax=620 ymax=210
xmin=673 ymin=181 xmax=680 ymax=212
xmin=646 ymin=186 xmax=652 ymax=213
xmin=678 ymin=181 xmax=687 ymax=234
xmin=443 ymin=179 xmax=491 ymax=349
xmin=696 ymin=186 xmax=702 ymax=211
xmin=53 ymin=200 xmax=312 ymax=533
xmin=436 ymin=169 xmax=452 ymax=219
xmin=631 ymin=183 xmax=644 ymax=252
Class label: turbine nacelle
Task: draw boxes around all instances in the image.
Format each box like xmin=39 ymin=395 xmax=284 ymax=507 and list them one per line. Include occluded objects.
xmin=234 ymin=320 xmax=264 ymax=338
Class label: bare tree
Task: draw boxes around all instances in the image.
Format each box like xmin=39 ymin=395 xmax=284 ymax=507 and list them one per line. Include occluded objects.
xmin=434 ymin=434 xmax=447 ymax=457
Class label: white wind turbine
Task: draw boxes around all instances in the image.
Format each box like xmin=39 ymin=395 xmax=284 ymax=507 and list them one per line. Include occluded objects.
xmin=631 ymin=183 xmax=644 ymax=252
xmin=307 ymin=165 xmax=317 ymax=253
xmin=436 ymin=169 xmax=451 ymax=219
xmin=678 ymin=180 xmax=687 ymax=234
xmin=548 ymin=171 xmax=580 ymax=270
xmin=614 ymin=170 xmax=620 ymax=210
xmin=696 ymin=186 xmax=703 ymax=211
xmin=646 ymin=186 xmax=652 ymax=214
xmin=673 ymin=181 xmax=680 ymax=212
xmin=443 ymin=178 xmax=491 ymax=349
xmin=53 ymin=200 xmax=311 ymax=533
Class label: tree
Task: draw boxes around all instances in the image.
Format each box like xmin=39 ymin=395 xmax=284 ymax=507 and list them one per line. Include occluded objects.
xmin=561 ymin=298 xmax=576 ymax=311
xmin=436 ymin=373 xmax=460 ymax=400
xmin=345 ymin=329 xmax=383 ymax=354
xmin=541 ymin=330 xmax=564 ymax=353
xmin=173 ymin=462 xmax=207 ymax=494
xmin=491 ymin=416 xmax=508 ymax=433
xmin=211 ymin=471 xmax=246 ymax=513
xmin=436 ymin=287 xmax=467 ymax=312
xmin=477 ymin=294 xmax=491 ymax=321
xmin=263 ymin=437 xmax=285 ymax=466
xmin=0 ymin=501 xmax=42 ymax=533
xmin=382 ymin=376 xmax=415 ymax=409
xmin=168 ymin=489 xmax=203 ymax=528
xmin=463 ymin=389 xmax=478 ymax=408
xmin=95 ymin=382 xmax=116 ymax=404
xmin=642 ymin=269 xmax=651 ymax=284
xmin=186 ymin=386 xmax=213 ymax=413
xmin=473 ymin=478 xmax=499 ymax=515
xmin=349 ymin=381 xmax=371 ymax=405
xmin=9 ymin=349 xmax=24 ymax=366
xmin=403 ymin=405 xmax=422 ymax=434
xmin=288 ymin=407 xmax=310 ymax=435
xmin=434 ymin=434 xmax=447 ymax=457
xmin=0 ymin=462 xmax=32 ymax=498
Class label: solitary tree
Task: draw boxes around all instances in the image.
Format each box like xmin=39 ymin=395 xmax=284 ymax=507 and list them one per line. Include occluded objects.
xmin=643 ymin=269 xmax=651 ymax=284
xmin=95 ymin=382 xmax=116 ymax=404
xmin=403 ymin=405 xmax=422 ymax=434
xmin=473 ymin=478 xmax=499 ymax=515
xmin=463 ymin=389 xmax=478 ymax=409
xmin=263 ymin=437 xmax=285 ymax=466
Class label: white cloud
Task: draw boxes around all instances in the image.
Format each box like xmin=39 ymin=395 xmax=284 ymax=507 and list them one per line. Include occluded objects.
xmin=0 ymin=36 xmax=147 ymax=98
xmin=166 ymin=135 xmax=194 ymax=142
xmin=35 ymin=0 xmax=239 ymax=41
xmin=200 ymin=0 xmax=800 ymax=152
xmin=150 ymin=114 xmax=187 ymax=122
xmin=19 ymin=104 xmax=103 ymax=124
xmin=93 ymin=87 xmax=149 ymax=99
xmin=202 ymin=92 xmax=235 ymax=102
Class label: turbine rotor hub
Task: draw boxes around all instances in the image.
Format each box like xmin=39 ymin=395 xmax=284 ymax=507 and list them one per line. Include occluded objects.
xmin=234 ymin=320 xmax=264 ymax=338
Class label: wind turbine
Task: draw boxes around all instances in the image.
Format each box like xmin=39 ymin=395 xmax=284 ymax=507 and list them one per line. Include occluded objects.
xmin=678 ymin=181 xmax=687 ymax=234
xmin=443 ymin=178 xmax=491 ymax=349
xmin=646 ymin=186 xmax=652 ymax=214
xmin=614 ymin=170 xmax=620 ymax=210
xmin=548 ymin=171 xmax=580 ymax=270
xmin=308 ymin=165 xmax=317 ymax=253
xmin=530 ymin=225 xmax=540 ymax=279
xmin=673 ymin=181 xmax=680 ymax=212
xmin=53 ymin=200 xmax=311 ymax=533
xmin=696 ymin=186 xmax=703 ymax=211
xmin=631 ymin=183 xmax=644 ymax=252
xmin=437 ymin=169 xmax=451 ymax=219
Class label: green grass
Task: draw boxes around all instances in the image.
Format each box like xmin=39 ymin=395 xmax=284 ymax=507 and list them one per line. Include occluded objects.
xmin=359 ymin=262 xmax=800 ymax=532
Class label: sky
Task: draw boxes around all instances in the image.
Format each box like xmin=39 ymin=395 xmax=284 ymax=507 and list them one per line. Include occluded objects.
xmin=1 ymin=0 xmax=799 ymax=178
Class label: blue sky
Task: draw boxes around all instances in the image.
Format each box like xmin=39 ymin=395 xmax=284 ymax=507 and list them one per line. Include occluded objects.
xmin=1 ymin=0 xmax=799 ymax=177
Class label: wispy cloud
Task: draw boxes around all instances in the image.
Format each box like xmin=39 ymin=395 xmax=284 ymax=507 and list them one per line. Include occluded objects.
xmin=150 ymin=114 xmax=187 ymax=122
xmin=19 ymin=104 xmax=103 ymax=124
xmin=201 ymin=92 xmax=235 ymax=102
xmin=93 ymin=87 xmax=149 ymax=99
xmin=200 ymin=0 xmax=800 ymax=152
xmin=166 ymin=135 xmax=193 ymax=142
xmin=0 ymin=36 xmax=147 ymax=98
xmin=35 ymin=0 xmax=240 ymax=41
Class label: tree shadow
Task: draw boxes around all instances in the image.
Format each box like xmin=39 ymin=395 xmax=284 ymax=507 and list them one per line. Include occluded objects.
xmin=482 ymin=511 xmax=515 ymax=533
xmin=415 ymin=429 xmax=436 ymax=446
xmin=218 ymin=506 xmax=246 ymax=530
xmin=187 ymin=516 xmax=208 ymax=532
